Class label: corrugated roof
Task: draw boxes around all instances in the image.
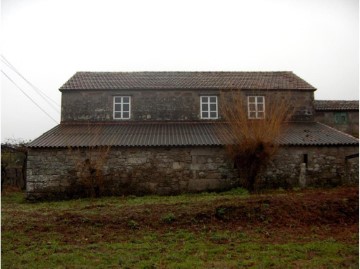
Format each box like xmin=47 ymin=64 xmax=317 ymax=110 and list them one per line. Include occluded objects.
xmin=279 ymin=122 xmax=358 ymax=146
xmin=60 ymin=71 xmax=316 ymax=91
xmin=28 ymin=122 xmax=358 ymax=148
xmin=314 ymin=100 xmax=359 ymax=111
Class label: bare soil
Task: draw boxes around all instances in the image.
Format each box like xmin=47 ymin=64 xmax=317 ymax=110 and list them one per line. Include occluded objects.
xmin=3 ymin=186 xmax=358 ymax=245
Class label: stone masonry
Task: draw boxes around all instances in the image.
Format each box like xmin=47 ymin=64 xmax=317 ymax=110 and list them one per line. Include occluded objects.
xmin=26 ymin=145 xmax=358 ymax=200
xmin=61 ymin=90 xmax=315 ymax=122
xmin=26 ymin=146 xmax=238 ymax=200
xmin=257 ymin=146 xmax=359 ymax=188
xmin=27 ymin=72 xmax=358 ymax=200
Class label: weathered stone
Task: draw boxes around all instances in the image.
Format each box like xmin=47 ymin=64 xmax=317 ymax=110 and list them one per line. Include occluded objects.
xmin=172 ymin=162 xmax=183 ymax=170
xmin=26 ymin=145 xmax=359 ymax=200
xmin=299 ymin=163 xmax=307 ymax=187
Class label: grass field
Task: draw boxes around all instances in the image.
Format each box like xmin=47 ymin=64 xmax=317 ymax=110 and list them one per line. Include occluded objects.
xmin=1 ymin=187 xmax=358 ymax=268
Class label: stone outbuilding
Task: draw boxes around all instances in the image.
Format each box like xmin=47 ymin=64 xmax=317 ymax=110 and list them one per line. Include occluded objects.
xmin=27 ymin=72 xmax=359 ymax=200
xmin=314 ymin=100 xmax=359 ymax=138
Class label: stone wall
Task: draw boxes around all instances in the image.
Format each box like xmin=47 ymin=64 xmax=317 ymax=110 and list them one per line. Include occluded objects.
xmin=27 ymin=145 xmax=358 ymax=200
xmin=315 ymin=110 xmax=359 ymax=137
xmin=256 ymin=146 xmax=359 ymax=188
xmin=61 ymin=89 xmax=314 ymax=122
xmin=26 ymin=146 xmax=238 ymax=200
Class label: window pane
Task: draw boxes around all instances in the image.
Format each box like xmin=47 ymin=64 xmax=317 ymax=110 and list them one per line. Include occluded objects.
xmin=210 ymin=104 xmax=216 ymax=111
xmin=335 ymin=112 xmax=347 ymax=124
xmin=202 ymin=104 xmax=208 ymax=111
xmin=249 ymin=104 xmax=256 ymax=111
xmin=114 ymin=112 xmax=122 ymax=118
xmin=249 ymin=112 xmax=256 ymax=118
xmin=210 ymin=112 xmax=217 ymax=118
xmin=257 ymin=96 xmax=264 ymax=103
xmin=115 ymin=104 xmax=121 ymax=111
xmin=257 ymin=104 xmax=264 ymax=111
xmin=202 ymin=112 xmax=208 ymax=118
xmin=209 ymin=97 xmax=216 ymax=103
xmin=123 ymin=112 xmax=130 ymax=119
xmin=123 ymin=97 xmax=130 ymax=103
xmin=114 ymin=97 xmax=122 ymax=103
xmin=201 ymin=96 xmax=208 ymax=102
xmin=248 ymin=96 xmax=255 ymax=103
xmin=123 ymin=104 xmax=130 ymax=112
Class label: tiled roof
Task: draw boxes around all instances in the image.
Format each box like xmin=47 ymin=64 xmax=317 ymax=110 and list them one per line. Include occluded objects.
xmin=60 ymin=71 xmax=316 ymax=91
xmin=314 ymin=100 xmax=359 ymax=111
xmin=28 ymin=122 xmax=358 ymax=148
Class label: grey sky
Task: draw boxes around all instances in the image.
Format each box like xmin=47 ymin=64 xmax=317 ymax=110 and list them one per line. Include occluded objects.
xmin=1 ymin=0 xmax=359 ymax=142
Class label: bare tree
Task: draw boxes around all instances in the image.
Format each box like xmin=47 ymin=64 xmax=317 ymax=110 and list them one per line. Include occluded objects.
xmin=219 ymin=91 xmax=293 ymax=192
xmin=67 ymin=123 xmax=111 ymax=198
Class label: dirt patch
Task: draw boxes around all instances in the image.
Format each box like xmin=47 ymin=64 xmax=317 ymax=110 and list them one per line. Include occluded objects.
xmin=3 ymin=187 xmax=358 ymax=245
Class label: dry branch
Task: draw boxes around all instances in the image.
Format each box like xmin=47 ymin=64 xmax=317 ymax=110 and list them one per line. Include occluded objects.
xmin=219 ymin=90 xmax=294 ymax=191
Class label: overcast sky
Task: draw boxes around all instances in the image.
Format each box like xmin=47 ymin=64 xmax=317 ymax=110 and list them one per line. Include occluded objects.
xmin=1 ymin=0 xmax=359 ymax=142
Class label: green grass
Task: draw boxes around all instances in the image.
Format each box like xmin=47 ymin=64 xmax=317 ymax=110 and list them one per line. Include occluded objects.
xmin=2 ymin=229 xmax=357 ymax=269
xmin=2 ymin=188 xmax=358 ymax=269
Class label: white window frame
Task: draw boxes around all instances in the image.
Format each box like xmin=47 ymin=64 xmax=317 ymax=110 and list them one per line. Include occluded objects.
xmin=247 ymin=96 xmax=265 ymax=119
xmin=200 ymin=96 xmax=218 ymax=119
xmin=113 ymin=96 xmax=131 ymax=120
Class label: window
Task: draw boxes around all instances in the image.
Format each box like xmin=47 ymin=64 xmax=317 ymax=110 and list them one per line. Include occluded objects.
xmin=113 ymin=96 xmax=131 ymax=119
xmin=200 ymin=96 xmax=218 ymax=119
xmin=334 ymin=112 xmax=347 ymax=124
xmin=303 ymin=154 xmax=308 ymax=168
xmin=247 ymin=96 xmax=265 ymax=119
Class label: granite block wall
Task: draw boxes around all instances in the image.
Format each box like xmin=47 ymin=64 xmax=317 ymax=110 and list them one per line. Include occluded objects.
xmin=26 ymin=147 xmax=238 ymax=200
xmin=256 ymin=146 xmax=359 ymax=188
xmin=61 ymin=90 xmax=315 ymax=122
xmin=26 ymin=145 xmax=358 ymax=200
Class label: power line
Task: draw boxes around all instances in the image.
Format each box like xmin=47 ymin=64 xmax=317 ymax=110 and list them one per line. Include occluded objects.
xmin=1 ymin=55 xmax=60 ymax=113
xmin=1 ymin=55 xmax=60 ymax=112
xmin=1 ymin=70 xmax=59 ymax=124
xmin=1 ymin=55 xmax=60 ymax=107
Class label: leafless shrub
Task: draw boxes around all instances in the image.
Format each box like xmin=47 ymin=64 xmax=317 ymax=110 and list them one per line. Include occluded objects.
xmin=219 ymin=90 xmax=294 ymax=192
xmin=69 ymin=145 xmax=110 ymax=198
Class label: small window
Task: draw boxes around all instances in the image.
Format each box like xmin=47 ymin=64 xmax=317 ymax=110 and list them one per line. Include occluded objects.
xmin=200 ymin=96 xmax=218 ymax=119
xmin=248 ymin=96 xmax=265 ymax=119
xmin=334 ymin=112 xmax=347 ymax=124
xmin=303 ymin=154 xmax=308 ymax=167
xmin=113 ymin=96 xmax=131 ymax=119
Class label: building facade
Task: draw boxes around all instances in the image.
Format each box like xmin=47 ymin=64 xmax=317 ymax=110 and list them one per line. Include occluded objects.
xmin=314 ymin=100 xmax=359 ymax=138
xmin=27 ymin=72 xmax=359 ymax=200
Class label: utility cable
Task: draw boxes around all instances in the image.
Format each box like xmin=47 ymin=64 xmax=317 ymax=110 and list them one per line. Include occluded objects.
xmin=1 ymin=55 xmax=60 ymax=113
xmin=1 ymin=70 xmax=59 ymax=124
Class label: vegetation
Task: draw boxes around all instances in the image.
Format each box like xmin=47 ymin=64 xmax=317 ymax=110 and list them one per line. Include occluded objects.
xmin=1 ymin=139 xmax=29 ymax=191
xmin=2 ymin=186 xmax=358 ymax=268
xmin=68 ymin=145 xmax=110 ymax=198
xmin=219 ymin=91 xmax=294 ymax=192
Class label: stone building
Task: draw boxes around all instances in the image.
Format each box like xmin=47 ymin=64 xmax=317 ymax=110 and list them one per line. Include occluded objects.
xmin=314 ymin=100 xmax=359 ymax=138
xmin=27 ymin=72 xmax=359 ymax=200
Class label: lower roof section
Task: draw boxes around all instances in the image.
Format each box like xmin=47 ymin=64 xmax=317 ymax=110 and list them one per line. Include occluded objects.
xmin=314 ymin=100 xmax=359 ymax=111
xmin=28 ymin=121 xmax=358 ymax=148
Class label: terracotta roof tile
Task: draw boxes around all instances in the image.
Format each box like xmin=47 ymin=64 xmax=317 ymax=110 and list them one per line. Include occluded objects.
xmin=60 ymin=71 xmax=316 ymax=91
xmin=314 ymin=100 xmax=359 ymax=111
